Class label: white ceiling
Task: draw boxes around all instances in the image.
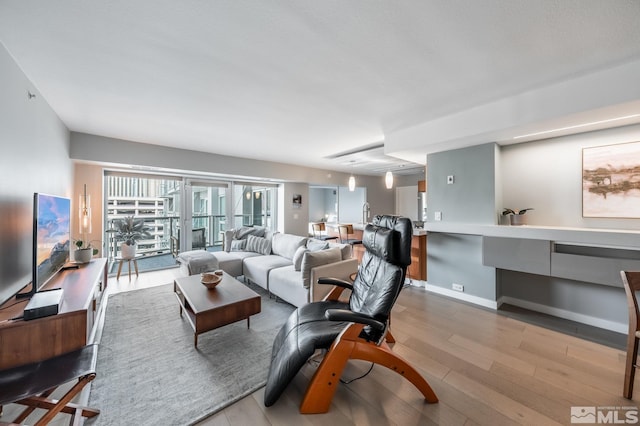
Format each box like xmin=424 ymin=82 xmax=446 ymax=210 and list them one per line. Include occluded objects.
xmin=1 ymin=1 xmax=640 ymax=176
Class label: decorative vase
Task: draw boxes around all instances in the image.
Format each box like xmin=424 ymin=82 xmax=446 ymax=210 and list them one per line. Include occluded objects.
xmin=75 ymin=248 xmax=93 ymax=264
xmin=121 ymin=242 xmax=137 ymax=259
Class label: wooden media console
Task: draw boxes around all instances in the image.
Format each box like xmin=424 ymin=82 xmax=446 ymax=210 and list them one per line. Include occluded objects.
xmin=0 ymin=258 xmax=107 ymax=370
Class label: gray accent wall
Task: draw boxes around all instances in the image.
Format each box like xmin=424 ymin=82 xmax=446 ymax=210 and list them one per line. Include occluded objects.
xmin=0 ymin=42 xmax=72 ymax=298
xmin=425 ymin=143 xmax=499 ymax=299
xmin=428 ymin=233 xmax=496 ymax=300
xmin=427 ymin=143 xmax=498 ymax=224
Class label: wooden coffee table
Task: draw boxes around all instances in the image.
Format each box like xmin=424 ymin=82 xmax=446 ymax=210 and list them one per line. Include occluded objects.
xmin=173 ymin=272 xmax=261 ymax=347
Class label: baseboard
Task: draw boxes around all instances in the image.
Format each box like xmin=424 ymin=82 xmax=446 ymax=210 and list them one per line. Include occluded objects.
xmin=499 ymin=296 xmax=627 ymax=334
xmin=420 ymin=283 xmax=499 ymax=310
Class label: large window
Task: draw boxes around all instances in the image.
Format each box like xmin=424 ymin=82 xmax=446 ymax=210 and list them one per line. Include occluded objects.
xmin=104 ymin=172 xmax=278 ymax=274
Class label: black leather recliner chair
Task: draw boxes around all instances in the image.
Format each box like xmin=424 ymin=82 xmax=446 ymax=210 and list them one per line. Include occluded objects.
xmin=263 ymin=215 xmax=438 ymax=413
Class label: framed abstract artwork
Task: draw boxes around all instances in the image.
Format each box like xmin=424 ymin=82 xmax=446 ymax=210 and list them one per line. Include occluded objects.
xmin=583 ymin=141 xmax=640 ymax=218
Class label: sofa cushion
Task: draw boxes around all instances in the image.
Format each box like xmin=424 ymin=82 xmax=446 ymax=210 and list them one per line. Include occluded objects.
xmin=210 ymin=250 xmax=259 ymax=277
xmin=245 ymin=235 xmax=272 ymax=255
xmin=301 ymin=247 xmax=342 ymax=288
xmin=243 ymin=255 xmax=292 ymax=290
xmin=327 ymin=242 xmax=352 ymax=260
xmin=306 ymin=239 xmax=329 ymax=252
xmin=268 ymin=266 xmax=307 ymax=307
xmin=271 ymin=233 xmax=307 ymax=260
xmin=293 ymin=246 xmax=308 ymax=271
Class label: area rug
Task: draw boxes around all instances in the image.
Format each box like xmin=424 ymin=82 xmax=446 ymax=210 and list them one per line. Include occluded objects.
xmin=87 ymin=282 xmax=295 ymax=426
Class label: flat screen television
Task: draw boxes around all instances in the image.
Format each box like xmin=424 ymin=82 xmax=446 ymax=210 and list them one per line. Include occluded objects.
xmin=0 ymin=198 xmax=32 ymax=306
xmin=32 ymin=193 xmax=71 ymax=293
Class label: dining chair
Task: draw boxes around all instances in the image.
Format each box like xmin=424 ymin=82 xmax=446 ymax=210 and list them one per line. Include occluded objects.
xmin=337 ymin=224 xmax=362 ymax=247
xmin=311 ymin=222 xmax=337 ymax=241
xmin=621 ymin=271 xmax=640 ymax=399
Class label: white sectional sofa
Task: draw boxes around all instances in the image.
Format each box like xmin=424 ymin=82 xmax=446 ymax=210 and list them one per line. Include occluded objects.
xmin=177 ymin=227 xmax=358 ymax=307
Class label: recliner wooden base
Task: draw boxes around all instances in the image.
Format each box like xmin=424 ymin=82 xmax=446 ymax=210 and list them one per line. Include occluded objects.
xmin=300 ymin=323 xmax=438 ymax=414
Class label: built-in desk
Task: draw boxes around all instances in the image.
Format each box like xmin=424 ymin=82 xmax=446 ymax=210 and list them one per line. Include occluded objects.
xmin=0 ymin=258 xmax=107 ymax=370
xmin=424 ymin=222 xmax=640 ymax=332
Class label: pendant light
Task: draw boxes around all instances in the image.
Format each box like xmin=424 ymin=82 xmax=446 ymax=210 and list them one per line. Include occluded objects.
xmin=348 ymin=175 xmax=356 ymax=191
xmin=385 ymin=171 xmax=394 ymax=189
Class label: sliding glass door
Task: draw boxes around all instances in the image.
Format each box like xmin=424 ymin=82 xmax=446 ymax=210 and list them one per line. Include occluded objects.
xmin=105 ymin=172 xmax=183 ymax=271
xmin=104 ymin=172 xmax=278 ymax=275
xmin=185 ymin=180 xmax=230 ymax=253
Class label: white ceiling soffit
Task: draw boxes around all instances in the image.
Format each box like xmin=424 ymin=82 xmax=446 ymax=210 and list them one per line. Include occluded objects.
xmin=326 ymin=143 xmax=424 ymax=176
xmin=0 ymin=1 xmax=639 ymax=175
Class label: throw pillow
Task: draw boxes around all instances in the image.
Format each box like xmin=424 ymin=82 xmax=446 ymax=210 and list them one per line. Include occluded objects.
xmin=271 ymin=233 xmax=307 ymax=260
xmin=245 ymin=234 xmax=272 ymax=255
xmin=301 ymin=247 xmax=342 ymax=288
xmin=306 ymin=239 xmax=329 ymax=252
xmin=236 ymin=226 xmax=266 ymax=240
xmin=230 ymin=239 xmax=247 ymax=251
xmin=293 ymin=246 xmax=308 ymax=271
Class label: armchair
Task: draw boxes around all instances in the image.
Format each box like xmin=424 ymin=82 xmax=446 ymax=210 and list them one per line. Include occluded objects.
xmin=263 ymin=215 xmax=438 ymax=413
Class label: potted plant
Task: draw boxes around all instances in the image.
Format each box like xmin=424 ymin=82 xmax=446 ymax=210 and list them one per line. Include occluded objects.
xmin=113 ymin=216 xmax=152 ymax=259
xmin=502 ymin=208 xmax=534 ymax=226
xmin=74 ymin=239 xmax=99 ymax=264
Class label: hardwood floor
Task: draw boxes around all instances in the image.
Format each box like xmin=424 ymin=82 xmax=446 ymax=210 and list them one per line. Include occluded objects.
xmin=2 ymin=267 xmax=635 ymax=425
xmin=195 ymin=279 xmax=636 ymax=426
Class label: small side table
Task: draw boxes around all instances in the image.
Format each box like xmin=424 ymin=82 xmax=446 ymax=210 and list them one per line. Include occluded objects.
xmin=116 ymin=256 xmax=139 ymax=280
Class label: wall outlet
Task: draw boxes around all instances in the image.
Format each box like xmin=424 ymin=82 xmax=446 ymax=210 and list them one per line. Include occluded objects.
xmin=434 ymin=211 xmax=442 ymax=221
xmin=447 ymin=175 xmax=455 ymax=184
xmin=452 ymin=283 xmax=464 ymax=292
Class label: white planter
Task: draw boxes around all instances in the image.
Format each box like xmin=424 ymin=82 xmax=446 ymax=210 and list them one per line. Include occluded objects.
xmin=121 ymin=242 xmax=137 ymax=259
xmin=509 ymin=214 xmax=527 ymax=226
xmin=75 ymin=248 xmax=93 ymax=263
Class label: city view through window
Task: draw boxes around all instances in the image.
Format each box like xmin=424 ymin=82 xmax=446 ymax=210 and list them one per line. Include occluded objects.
xmin=105 ymin=173 xmax=276 ymax=275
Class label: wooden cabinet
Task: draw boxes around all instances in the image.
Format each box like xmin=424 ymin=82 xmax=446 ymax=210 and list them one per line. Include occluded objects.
xmin=408 ymin=234 xmax=427 ymax=281
xmin=0 ymin=258 xmax=107 ymax=370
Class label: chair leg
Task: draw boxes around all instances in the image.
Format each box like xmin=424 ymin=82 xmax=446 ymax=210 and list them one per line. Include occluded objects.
xmin=351 ymin=341 xmax=438 ymax=403
xmin=12 ymin=388 xmax=55 ymax=423
xmin=386 ymin=330 xmax=396 ymax=344
xmin=300 ymin=340 xmax=356 ymax=414
xmin=624 ymin=335 xmax=639 ymax=399
xmin=12 ymin=374 xmax=99 ymax=426
xmin=300 ymin=326 xmax=438 ymax=414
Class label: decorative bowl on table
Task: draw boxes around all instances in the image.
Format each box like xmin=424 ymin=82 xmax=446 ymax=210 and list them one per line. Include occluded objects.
xmin=201 ymin=272 xmax=222 ymax=289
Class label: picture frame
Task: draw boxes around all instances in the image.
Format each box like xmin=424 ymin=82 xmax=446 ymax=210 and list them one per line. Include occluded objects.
xmin=582 ymin=141 xmax=640 ymax=218
xmin=292 ymin=194 xmax=302 ymax=209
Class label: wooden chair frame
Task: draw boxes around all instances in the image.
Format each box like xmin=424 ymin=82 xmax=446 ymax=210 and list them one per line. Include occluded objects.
xmin=0 ymin=344 xmax=100 ymax=425
xmin=311 ymin=222 xmax=337 ymax=241
xmin=302 ymin=285 xmax=438 ymax=413
xmin=622 ymin=271 xmax=640 ymax=399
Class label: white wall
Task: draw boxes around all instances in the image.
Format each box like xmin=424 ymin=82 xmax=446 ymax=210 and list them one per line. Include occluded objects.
xmin=338 ymin=186 xmax=366 ymax=223
xmin=501 ymin=123 xmax=640 ymax=229
xmin=278 ymin=183 xmax=309 ymax=236
xmin=395 ymin=185 xmax=418 ymax=221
